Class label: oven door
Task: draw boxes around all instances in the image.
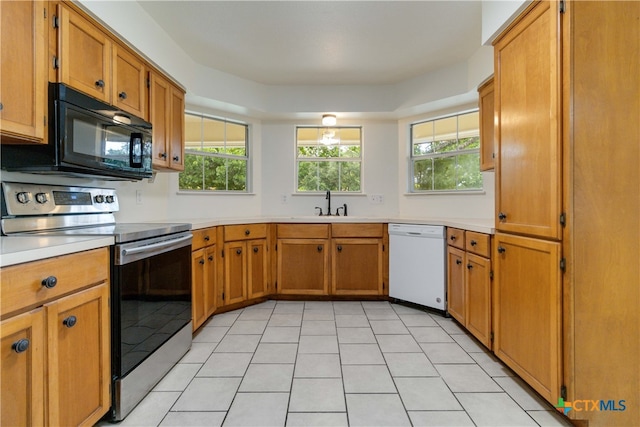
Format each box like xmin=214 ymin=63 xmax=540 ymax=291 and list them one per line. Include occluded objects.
xmin=111 ymin=232 xmax=192 ymax=378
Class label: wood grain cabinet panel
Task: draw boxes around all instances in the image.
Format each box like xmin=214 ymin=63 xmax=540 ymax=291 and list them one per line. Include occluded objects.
xmin=465 ymin=253 xmax=491 ymax=348
xmin=478 ymin=76 xmax=495 ymax=171
xmin=277 ymin=239 xmax=329 ymax=295
xmin=446 ymin=228 xmax=465 ymax=250
xmin=446 ymin=246 xmax=465 ymax=324
xmin=0 ymin=0 xmax=47 ymax=143
xmin=331 ymin=238 xmax=383 ymax=295
xmin=0 ymin=309 xmax=44 ymax=427
xmin=112 ymin=44 xmax=147 ymax=119
xmin=224 ymin=241 xmax=247 ymax=305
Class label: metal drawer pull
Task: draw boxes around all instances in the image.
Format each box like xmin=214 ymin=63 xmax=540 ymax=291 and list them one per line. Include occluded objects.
xmin=95 ymin=79 xmax=105 ymax=88
xmin=63 ymin=316 xmax=77 ymax=328
xmin=456 ymin=259 xmax=462 ymax=265
xmin=204 ymin=235 xmax=210 ymax=241
xmin=245 ymin=229 xmax=251 ymax=235
xmin=119 ymin=91 xmax=127 ymax=100
xmin=173 ymin=155 xmax=180 ymax=162
xmin=12 ymin=339 xmax=30 ymax=353
xmin=498 ymin=212 xmax=507 ymax=221
xmin=208 ymin=255 xmax=214 ymax=261
xmin=467 ymin=263 xmax=473 ymax=269
xmin=337 ymin=245 xmax=343 ymax=252
xmin=470 ymin=240 xmax=477 ymax=246
xmin=199 ymin=259 xmax=205 ymax=265
xmin=236 ymin=249 xmax=242 ymax=255
xmin=317 ymin=245 xmax=323 ymax=252
xmin=450 ymin=235 xmax=456 ymax=241
xmin=253 ymin=247 xmax=259 ymax=253
xmin=497 ymin=246 xmax=506 ymax=254
xmin=42 ymin=275 xmax=58 ymax=289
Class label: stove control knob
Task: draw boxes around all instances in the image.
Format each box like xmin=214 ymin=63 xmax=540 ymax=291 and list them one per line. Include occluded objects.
xmin=35 ymin=192 xmax=48 ymax=204
xmin=94 ymin=195 xmax=105 ymax=204
xmin=16 ymin=192 xmax=31 ymax=204
xmin=105 ymin=195 xmax=115 ymax=203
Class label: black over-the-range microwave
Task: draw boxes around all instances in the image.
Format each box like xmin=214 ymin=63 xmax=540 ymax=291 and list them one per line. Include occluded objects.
xmin=1 ymin=83 xmax=153 ymax=181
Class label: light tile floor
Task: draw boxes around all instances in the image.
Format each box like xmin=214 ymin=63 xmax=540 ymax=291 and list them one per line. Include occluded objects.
xmin=108 ymin=300 xmax=573 ymax=427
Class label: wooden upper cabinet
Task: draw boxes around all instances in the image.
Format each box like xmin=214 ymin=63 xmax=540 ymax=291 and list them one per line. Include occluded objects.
xmin=57 ymin=3 xmax=111 ymax=103
xmin=112 ymin=44 xmax=147 ymax=119
xmin=477 ymin=76 xmax=495 ymax=171
xmin=149 ymin=71 xmax=185 ymax=171
xmin=0 ymin=0 xmax=47 ymax=143
xmin=493 ymin=1 xmax=562 ymax=240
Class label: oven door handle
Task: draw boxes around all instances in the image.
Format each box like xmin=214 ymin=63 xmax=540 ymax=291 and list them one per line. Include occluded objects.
xmin=122 ymin=235 xmax=192 ymax=256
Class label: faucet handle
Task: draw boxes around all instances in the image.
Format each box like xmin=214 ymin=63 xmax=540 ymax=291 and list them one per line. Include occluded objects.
xmin=335 ymin=206 xmax=344 ymax=216
xmin=315 ymin=206 xmax=323 ymax=216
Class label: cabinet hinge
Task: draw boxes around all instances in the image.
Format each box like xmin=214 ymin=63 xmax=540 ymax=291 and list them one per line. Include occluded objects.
xmin=490 ymin=331 xmax=494 ymax=342
xmin=559 ymin=212 xmax=566 ymax=227
xmin=146 ymin=78 xmax=151 ymax=88
xmin=561 ymin=385 xmax=567 ymax=400
xmin=489 ymin=270 xmax=494 ymax=280
xmin=275 ymin=281 xmax=278 ymax=290
xmin=222 ymin=292 xmax=225 ymax=301
xmin=52 ymin=56 xmax=59 ymax=69
xmin=44 ymin=7 xmax=47 ymax=19
xmin=221 ymin=249 xmax=224 ymax=258
xmin=52 ymin=15 xmax=59 ymax=28
xmin=559 ymin=0 xmax=566 ymax=14
xmin=275 ymin=244 xmax=277 ymax=251
xmin=560 ymin=258 xmax=566 ymax=272
xmin=382 ymin=244 xmax=385 ymax=252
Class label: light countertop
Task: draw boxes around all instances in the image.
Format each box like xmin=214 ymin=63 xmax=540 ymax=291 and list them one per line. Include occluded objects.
xmin=1 ymin=235 xmax=114 ymax=268
xmin=1 ymin=216 xmax=493 ymax=268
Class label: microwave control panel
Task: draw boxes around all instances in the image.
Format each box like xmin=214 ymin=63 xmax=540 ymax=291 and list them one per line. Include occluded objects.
xmin=2 ymin=182 xmax=118 ymax=216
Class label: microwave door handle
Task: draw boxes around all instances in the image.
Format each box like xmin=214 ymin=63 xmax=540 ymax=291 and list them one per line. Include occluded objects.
xmin=122 ymin=235 xmax=192 ymax=256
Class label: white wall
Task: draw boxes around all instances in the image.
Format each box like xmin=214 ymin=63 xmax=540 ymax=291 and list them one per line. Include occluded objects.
xmin=481 ymin=1 xmax=530 ymax=45
xmin=261 ymin=120 xmax=399 ymax=217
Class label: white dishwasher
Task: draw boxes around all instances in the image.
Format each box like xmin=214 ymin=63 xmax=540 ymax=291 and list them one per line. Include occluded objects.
xmin=388 ymin=223 xmax=446 ymax=311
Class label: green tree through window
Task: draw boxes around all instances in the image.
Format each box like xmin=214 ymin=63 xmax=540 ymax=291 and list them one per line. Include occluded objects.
xmin=410 ymin=111 xmax=483 ymax=192
xmin=179 ymin=113 xmax=249 ymax=192
xmin=296 ymin=127 xmax=362 ymax=192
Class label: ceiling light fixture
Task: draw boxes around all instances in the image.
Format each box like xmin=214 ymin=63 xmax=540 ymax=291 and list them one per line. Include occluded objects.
xmin=322 ymin=114 xmax=337 ymax=126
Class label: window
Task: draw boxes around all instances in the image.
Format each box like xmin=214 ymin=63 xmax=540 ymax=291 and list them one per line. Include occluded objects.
xmin=179 ymin=113 xmax=249 ymax=192
xmin=410 ymin=111 xmax=482 ymax=192
xmin=296 ymin=127 xmax=362 ymax=192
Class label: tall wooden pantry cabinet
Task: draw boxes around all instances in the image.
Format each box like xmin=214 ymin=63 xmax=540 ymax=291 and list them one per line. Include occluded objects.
xmin=492 ymin=1 xmax=639 ymax=425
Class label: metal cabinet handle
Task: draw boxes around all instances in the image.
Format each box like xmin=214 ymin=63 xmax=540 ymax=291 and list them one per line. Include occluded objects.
xmin=42 ymin=275 xmax=57 ymax=288
xmin=456 ymin=259 xmax=462 ymax=265
xmin=498 ymin=212 xmax=507 ymax=221
xmin=337 ymin=245 xmax=343 ymax=252
xmin=199 ymin=259 xmax=205 ymax=265
xmin=204 ymin=235 xmax=210 ymax=241
xmin=95 ymin=79 xmax=105 ymax=88
xmin=450 ymin=235 xmax=456 ymax=241
xmin=118 ymin=91 xmax=127 ymax=100
xmin=160 ymin=152 xmax=167 ymax=159
xmin=12 ymin=339 xmax=30 ymax=353
xmin=253 ymin=246 xmax=259 ymax=253
xmin=497 ymin=246 xmax=506 ymax=254
xmin=470 ymin=240 xmax=477 ymax=246
xmin=63 ymin=315 xmax=77 ymax=328
xmin=208 ymin=255 xmax=214 ymax=261
xmin=245 ymin=229 xmax=251 ymax=235
xmin=467 ymin=263 xmax=473 ymax=270
xmin=236 ymin=249 xmax=242 ymax=255
xmin=317 ymin=245 xmax=323 ymax=252
xmin=173 ymin=155 xmax=180 ymax=162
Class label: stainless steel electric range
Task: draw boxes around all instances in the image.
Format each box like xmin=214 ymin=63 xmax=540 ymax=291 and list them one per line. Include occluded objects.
xmin=1 ymin=182 xmax=193 ymax=421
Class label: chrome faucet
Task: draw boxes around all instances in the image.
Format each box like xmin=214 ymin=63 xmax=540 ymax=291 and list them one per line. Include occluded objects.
xmin=325 ymin=190 xmax=332 ymax=216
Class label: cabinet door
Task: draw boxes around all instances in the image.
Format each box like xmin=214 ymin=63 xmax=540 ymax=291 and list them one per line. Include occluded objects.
xmin=149 ymin=71 xmax=170 ymax=168
xmin=493 ymin=233 xmax=561 ymax=404
xmin=0 ymin=0 xmax=46 ymax=143
xmin=46 ymin=283 xmax=110 ymax=427
xmin=277 ymin=239 xmax=329 ymax=295
xmin=494 ymin=1 xmax=561 ymax=239
xmin=1 ymin=309 xmax=44 ymax=427
xmin=204 ymin=245 xmax=218 ymax=317
xmin=478 ymin=77 xmax=495 ymax=171
xmin=112 ymin=45 xmax=146 ymax=119
xmin=168 ymin=85 xmax=185 ymax=170
xmin=58 ymin=4 xmax=111 ymax=103
xmin=332 ymin=238 xmax=383 ymax=295
xmin=447 ymin=246 xmax=465 ymax=324
xmin=465 ymin=253 xmax=491 ymax=349
xmin=248 ymin=240 xmax=269 ymax=299
xmin=224 ymin=241 xmax=247 ymax=305
xmin=191 ymin=248 xmax=206 ymax=331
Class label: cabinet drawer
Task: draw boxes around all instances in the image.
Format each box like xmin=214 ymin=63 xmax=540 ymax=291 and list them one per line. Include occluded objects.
xmin=225 ymin=223 xmax=267 ymax=241
xmin=447 ymin=228 xmax=465 ymax=249
xmin=465 ymin=231 xmax=491 ymax=258
xmin=1 ymin=248 xmax=109 ymax=318
xmin=277 ymin=224 xmax=330 ymax=239
xmin=331 ymin=223 xmax=383 ymax=238
xmin=192 ymin=227 xmax=216 ymax=250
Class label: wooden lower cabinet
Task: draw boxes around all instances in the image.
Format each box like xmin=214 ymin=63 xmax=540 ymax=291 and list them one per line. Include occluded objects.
xmin=1 ymin=308 xmax=45 ymax=427
xmin=248 ymin=240 xmax=269 ymax=299
xmin=0 ymin=248 xmax=110 ymax=426
xmin=277 ymin=239 xmax=329 ymax=295
xmin=465 ymin=253 xmax=491 ymax=348
xmin=493 ymin=232 xmax=561 ymax=404
xmin=192 ymin=246 xmax=218 ymax=330
xmin=45 ymin=283 xmax=110 ymax=427
xmin=446 ymin=246 xmax=466 ymax=323
xmin=331 ymin=238 xmax=383 ymax=295
xmin=223 ymin=238 xmax=268 ymax=305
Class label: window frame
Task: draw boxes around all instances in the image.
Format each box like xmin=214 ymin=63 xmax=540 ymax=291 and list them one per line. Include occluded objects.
xmin=295 ymin=125 xmax=363 ymax=194
xmin=409 ymin=109 xmax=483 ymax=194
xmin=179 ymin=111 xmax=251 ymax=193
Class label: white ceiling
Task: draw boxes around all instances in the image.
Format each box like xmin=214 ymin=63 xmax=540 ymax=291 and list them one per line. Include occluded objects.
xmin=137 ymin=1 xmax=483 ymax=86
